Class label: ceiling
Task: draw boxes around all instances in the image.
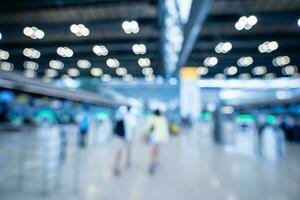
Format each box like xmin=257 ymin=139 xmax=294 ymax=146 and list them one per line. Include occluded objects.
xmin=186 ymin=0 xmax=300 ymax=79
xmin=0 ymin=0 xmax=161 ymax=79
xmin=0 ymin=0 xmax=300 ymax=82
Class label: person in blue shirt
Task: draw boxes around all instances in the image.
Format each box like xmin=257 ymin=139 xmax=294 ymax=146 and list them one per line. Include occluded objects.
xmin=78 ymin=105 xmax=90 ymax=148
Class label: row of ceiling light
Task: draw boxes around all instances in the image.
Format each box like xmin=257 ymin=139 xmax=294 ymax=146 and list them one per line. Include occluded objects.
xmin=197 ymin=64 xmax=298 ymax=78
xmin=19 ymin=21 xmax=147 ymax=81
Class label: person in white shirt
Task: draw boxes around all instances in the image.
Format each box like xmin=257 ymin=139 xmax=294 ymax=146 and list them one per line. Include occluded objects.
xmin=113 ymin=106 xmax=136 ymax=176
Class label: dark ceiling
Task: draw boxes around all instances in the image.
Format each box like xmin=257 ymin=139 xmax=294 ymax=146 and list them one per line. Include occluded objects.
xmin=0 ymin=0 xmax=300 ymax=80
xmin=0 ymin=0 xmax=161 ymax=78
xmin=187 ymin=0 xmax=300 ymax=79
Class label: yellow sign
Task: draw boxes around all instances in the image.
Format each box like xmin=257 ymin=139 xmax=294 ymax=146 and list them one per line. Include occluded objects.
xmin=180 ymin=67 xmax=199 ymax=79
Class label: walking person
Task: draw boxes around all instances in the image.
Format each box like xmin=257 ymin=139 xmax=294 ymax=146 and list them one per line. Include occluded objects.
xmin=113 ymin=106 xmax=136 ymax=176
xmin=144 ymin=109 xmax=169 ymax=175
xmin=77 ymin=105 xmax=90 ymax=148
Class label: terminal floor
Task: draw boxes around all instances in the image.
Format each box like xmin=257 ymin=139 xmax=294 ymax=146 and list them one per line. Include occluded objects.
xmin=0 ymin=125 xmax=300 ymax=200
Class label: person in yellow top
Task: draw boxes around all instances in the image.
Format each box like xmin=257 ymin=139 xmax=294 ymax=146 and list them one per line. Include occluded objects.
xmin=144 ymin=109 xmax=169 ymax=174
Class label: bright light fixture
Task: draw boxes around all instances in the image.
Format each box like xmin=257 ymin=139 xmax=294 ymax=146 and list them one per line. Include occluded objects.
xmin=235 ymin=15 xmax=258 ymax=31
xmin=258 ymin=41 xmax=279 ymax=53
xmin=123 ymin=74 xmax=133 ymax=82
xmin=49 ymin=60 xmax=64 ymax=69
xmin=0 ymin=49 xmax=9 ymax=60
xmin=169 ymin=77 xmax=178 ymax=85
xmin=45 ymin=69 xmax=58 ymax=78
xmin=93 ymin=45 xmax=108 ymax=56
xmin=77 ymin=59 xmax=91 ymax=69
xmin=237 ymin=56 xmax=253 ymax=67
xmin=204 ymin=57 xmax=218 ymax=67
xmin=67 ymin=68 xmax=80 ymax=77
xmin=132 ymin=44 xmax=147 ymax=55
xmin=23 ymin=27 xmax=44 ymax=39
xmin=24 ymin=61 xmax=39 ymax=70
xmin=23 ymin=69 xmax=36 ymax=78
xmin=0 ymin=62 xmax=13 ymax=71
xmin=282 ymin=65 xmax=298 ymax=75
xmin=224 ymin=66 xmax=238 ymax=75
xmin=57 ymin=47 xmax=73 ymax=57
xmin=272 ymin=56 xmax=290 ymax=66
xmin=23 ymin=48 xmax=41 ymax=59
xmin=106 ymin=58 xmax=120 ymax=68
xmin=101 ymin=74 xmax=112 ymax=82
xmin=239 ymin=73 xmax=251 ymax=80
xmin=197 ymin=67 xmax=208 ymax=75
xmin=215 ymin=73 xmax=225 ymax=80
xmin=215 ymin=42 xmax=232 ymax=53
xmin=142 ymin=67 xmax=153 ymax=76
xmin=70 ymin=24 xmax=89 ymax=37
xmin=122 ymin=20 xmax=139 ymax=34
xmin=252 ymin=66 xmax=267 ymax=75
xmin=145 ymin=74 xmax=155 ymax=82
xmin=91 ymin=67 xmax=103 ymax=76
xmin=116 ymin=67 xmax=127 ymax=76
xmin=138 ymin=58 xmax=151 ymax=67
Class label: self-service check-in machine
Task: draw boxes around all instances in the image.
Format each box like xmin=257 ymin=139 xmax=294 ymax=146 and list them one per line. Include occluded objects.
xmin=261 ymin=115 xmax=285 ymax=160
xmin=235 ymin=114 xmax=259 ymax=157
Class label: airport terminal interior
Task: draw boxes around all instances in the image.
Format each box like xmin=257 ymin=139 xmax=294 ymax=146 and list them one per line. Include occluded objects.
xmin=0 ymin=0 xmax=300 ymax=199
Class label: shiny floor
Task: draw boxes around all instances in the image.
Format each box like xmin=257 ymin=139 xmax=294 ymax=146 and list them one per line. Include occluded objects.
xmin=0 ymin=123 xmax=300 ymax=200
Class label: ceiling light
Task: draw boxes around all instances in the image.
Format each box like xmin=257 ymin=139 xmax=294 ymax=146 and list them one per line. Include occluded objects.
xmin=264 ymin=73 xmax=276 ymax=79
xmin=215 ymin=73 xmax=225 ymax=80
xmin=123 ymin=74 xmax=133 ymax=82
xmin=49 ymin=60 xmax=64 ymax=69
xmin=90 ymin=67 xmax=103 ymax=77
xmin=116 ymin=67 xmax=127 ymax=76
xmin=132 ymin=44 xmax=147 ymax=55
xmin=235 ymin=15 xmax=258 ymax=31
xmin=0 ymin=62 xmax=13 ymax=71
xmin=23 ymin=48 xmax=41 ymax=59
xmin=23 ymin=26 xmax=44 ymax=39
xmin=252 ymin=66 xmax=267 ymax=75
xmin=23 ymin=69 xmax=36 ymax=78
xmin=0 ymin=32 xmax=2 ymax=40
xmin=169 ymin=77 xmax=178 ymax=85
xmin=77 ymin=59 xmax=91 ymax=69
xmin=142 ymin=67 xmax=153 ymax=76
xmin=204 ymin=57 xmax=218 ymax=67
xmin=145 ymin=74 xmax=155 ymax=82
xmin=122 ymin=20 xmax=139 ymax=34
xmin=258 ymin=41 xmax=279 ymax=53
xmin=215 ymin=42 xmax=232 ymax=53
xmin=70 ymin=24 xmax=89 ymax=37
xmin=101 ymin=74 xmax=112 ymax=82
xmin=239 ymin=73 xmax=251 ymax=80
xmin=106 ymin=58 xmax=120 ymax=68
xmin=272 ymin=56 xmax=290 ymax=66
xmin=67 ymin=68 xmax=80 ymax=77
xmin=93 ymin=45 xmax=108 ymax=56
xmin=57 ymin=47 xmax=73 ymax=57
xmin=24 ymin=61 xmax=39 ymax=70
xmin=45 ymin=69 xmax=58 ymax=78
xmin=298 ymin=18 xmax=300 ymax=27
xmin=197 ymin=67 xmax=208 ymax=75
xmin=282 ymin=65 xmax=298 ymax=75
xmin=0 ymin=49 xmax=9 ymax=60
xmin=224 ymin=66 xmax=238 ymax=75
xmin=138 ymin=58 xmax=151 ymax=67
xmin=237 ymin=56 xmax=253 ymax=67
